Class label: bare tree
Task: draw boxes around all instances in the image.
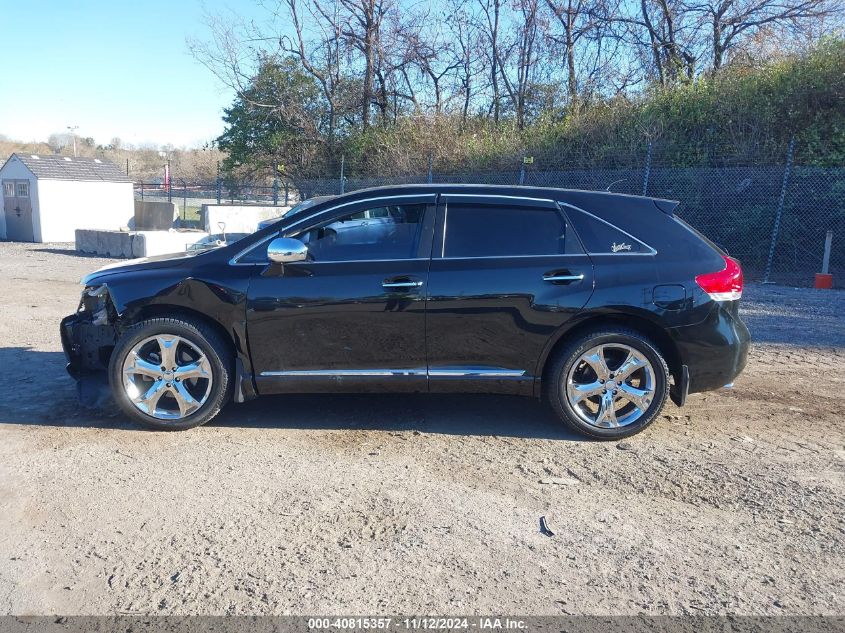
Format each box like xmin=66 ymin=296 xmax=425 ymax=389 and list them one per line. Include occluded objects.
xmin=278 ymin=0 xmax=350 ymax=143
xmin=447 ymin=0 xmax=485 ymax=121
xmin=687 ymin=0 xmax=838 ymax=69
xmin=393 ymin=11 xmax=464 ymax=115
xmin=494 ymin=0 xmax=543 ymax=128
xmin=333 ymin=0 xmax=395 ymax=128
xmin=477 ymin=0 xmax=505 ymax=121
xmin=47 ymin=133 xmax=71 ymax=154
xmin=187 ymin=10 xmax=278 ymax=107
xmin=543 ymin=0 xmax=620 ymax=100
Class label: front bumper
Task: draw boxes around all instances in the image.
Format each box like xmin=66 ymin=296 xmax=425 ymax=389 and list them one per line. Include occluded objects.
xmin=670 ymin=300 xmax=751 ymax=394
xmin=61 ymin=313 xmax=117 ymax=406
xmin=61 ymin=312 xmax=116 ymax=376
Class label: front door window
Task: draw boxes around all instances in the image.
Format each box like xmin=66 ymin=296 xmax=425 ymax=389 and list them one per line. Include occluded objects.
xmin=296 ymin=203 xmax=427 ymax=262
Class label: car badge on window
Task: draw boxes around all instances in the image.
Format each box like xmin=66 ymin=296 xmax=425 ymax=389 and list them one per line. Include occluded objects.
xmin=611 ymin=242 xmax=632 ymax=253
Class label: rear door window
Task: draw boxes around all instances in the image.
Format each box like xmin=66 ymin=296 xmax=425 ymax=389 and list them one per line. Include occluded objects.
xmin=443 ymin=204 xmax=568 ymax=258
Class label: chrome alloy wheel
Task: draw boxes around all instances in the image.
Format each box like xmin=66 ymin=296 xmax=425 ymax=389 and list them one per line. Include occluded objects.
xmin=565 ymin=343 xmax=656 ymax=428
xmin=121 ymin=335 xmax=213 ymax=420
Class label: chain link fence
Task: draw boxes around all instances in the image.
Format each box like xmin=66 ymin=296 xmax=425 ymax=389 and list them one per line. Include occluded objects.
xmin=135 ymin=141 xmax=844 ymax=287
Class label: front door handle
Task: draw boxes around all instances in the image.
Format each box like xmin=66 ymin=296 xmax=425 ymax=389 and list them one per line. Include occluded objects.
xmin=382 ymin=279 xmax=424 ymax=289
xmin=542 ymin=272 xmax=584 ymax=284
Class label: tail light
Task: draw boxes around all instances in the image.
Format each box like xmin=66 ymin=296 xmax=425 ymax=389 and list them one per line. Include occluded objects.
xmin=695 ymin=255 xmax=743 ymax=301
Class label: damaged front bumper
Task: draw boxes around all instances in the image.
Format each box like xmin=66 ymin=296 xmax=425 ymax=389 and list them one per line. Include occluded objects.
xmin=60 ymin=313 xmax=116 ymax=376
xmin=60 ymin=285 xmax=118 ymax=405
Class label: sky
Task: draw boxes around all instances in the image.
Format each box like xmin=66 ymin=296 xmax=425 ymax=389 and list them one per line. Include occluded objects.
xmin=0 ymin=0 xmax=266 ymax=148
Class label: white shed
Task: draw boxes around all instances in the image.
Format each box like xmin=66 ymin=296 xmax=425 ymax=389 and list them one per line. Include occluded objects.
xmin=0 ymin=153 xmax=134 ymax=242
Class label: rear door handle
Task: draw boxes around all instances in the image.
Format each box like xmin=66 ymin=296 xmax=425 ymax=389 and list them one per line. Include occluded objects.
xmin=542 ymin=272 xmax=585 ymax=284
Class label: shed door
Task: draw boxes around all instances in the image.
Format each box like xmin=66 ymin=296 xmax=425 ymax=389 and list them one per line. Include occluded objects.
xmin=3 ymin=180 xmax=34 ymax=242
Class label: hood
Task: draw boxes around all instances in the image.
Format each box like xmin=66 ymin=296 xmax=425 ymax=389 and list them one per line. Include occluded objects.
xmin=81 ymin=250 xmax=202 ymax=285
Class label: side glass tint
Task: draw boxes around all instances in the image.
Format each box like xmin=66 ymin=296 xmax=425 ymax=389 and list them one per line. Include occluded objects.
xmin=565 ymin=207 xmax=650 ymax=254
xmin=444 ymin=204 xmax=566 ymax=258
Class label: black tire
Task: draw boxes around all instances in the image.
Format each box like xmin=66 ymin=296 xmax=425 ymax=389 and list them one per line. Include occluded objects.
xmin=108 ymin=317 xmax=233 ymax=431
xmin=545 ymin=328 xmax=670 ymax=440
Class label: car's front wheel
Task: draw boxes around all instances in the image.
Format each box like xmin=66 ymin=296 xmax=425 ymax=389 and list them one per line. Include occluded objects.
xmin=546 ymin=328 xmax=670 ymax=439
xmin=108 ymin=317 xmax=233 ymax=430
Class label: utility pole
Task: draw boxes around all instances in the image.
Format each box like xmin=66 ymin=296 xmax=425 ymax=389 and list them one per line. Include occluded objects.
xmin=66 ymin=125 xmax=79 ymax=157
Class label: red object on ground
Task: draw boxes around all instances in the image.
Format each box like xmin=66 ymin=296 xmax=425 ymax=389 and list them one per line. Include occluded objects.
xmin=815 ymin=273 xmax=833 ymax=289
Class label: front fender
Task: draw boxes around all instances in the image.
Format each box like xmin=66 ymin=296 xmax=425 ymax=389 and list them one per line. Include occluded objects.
xmin=94 ymin=267 xmax=258 ymax=402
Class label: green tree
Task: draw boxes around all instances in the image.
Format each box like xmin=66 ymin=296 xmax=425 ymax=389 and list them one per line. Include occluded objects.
xmin=216 ymin=56 xmax=329 ymax=183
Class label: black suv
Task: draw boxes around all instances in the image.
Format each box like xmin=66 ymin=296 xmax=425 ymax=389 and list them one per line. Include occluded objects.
xmin=61 ymin=185 xmax=750 ymax=438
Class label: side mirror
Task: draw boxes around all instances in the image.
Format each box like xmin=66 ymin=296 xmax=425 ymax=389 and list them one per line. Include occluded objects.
xmin=267 ymin=237 xmax=308 ymax=264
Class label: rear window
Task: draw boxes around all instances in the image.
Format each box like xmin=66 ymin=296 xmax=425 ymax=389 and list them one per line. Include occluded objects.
xmin=564 ymin=206 xmax=652 ymax=254
xmin=444 ymin=204 xmax=567 ymax=258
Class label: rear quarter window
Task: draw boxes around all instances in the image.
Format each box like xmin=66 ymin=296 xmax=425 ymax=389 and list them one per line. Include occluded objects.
xmin=564 ymin=206 xmax=653 ymax=254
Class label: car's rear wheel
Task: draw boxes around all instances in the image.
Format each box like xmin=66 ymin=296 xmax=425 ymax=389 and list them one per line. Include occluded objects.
xmin=546 ymin=328 xmax=670 ymax=439
xmin=108 ymin=317 xmax=233 ymax=430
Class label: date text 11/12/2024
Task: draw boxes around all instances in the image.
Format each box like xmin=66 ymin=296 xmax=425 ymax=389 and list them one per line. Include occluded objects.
xmin=307 ymin=618 xmax=527 ymax=630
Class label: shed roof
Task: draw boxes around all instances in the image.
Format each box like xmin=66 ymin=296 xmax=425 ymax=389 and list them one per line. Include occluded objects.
xmin=6 ymin=153 xmax=132 ymax=183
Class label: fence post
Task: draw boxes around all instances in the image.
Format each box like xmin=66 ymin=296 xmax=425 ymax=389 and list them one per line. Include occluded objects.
xmin=518 ymin=157 xmax=526 ymax=186
xmin=272 ymin=180 xmax=279 ymax=206
xmin=822 ymin=230 xmax=833 ymax=275
xmin=763 ymin=136 xmax=796 ymax=284
xmin=140 ymin=182 xmax=144 ymax=201
xmin=427 ymin=153 xmax=433 ymax=184
xmin=642 ymin=141 xmax=653 ymax=196
xmin=339 ymin=155 xmax=346 ymax=194
xmin=284 ymin=182 xmax=289 ymax=206
xmin=216 ymin=177 xmax=222 ymax=205
xmin=182 ymin=181 xmax=187 ymax=223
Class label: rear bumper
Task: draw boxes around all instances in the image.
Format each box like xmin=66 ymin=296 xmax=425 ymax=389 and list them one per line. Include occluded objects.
xmin=669 ymin=301 xmax=750 ymax=394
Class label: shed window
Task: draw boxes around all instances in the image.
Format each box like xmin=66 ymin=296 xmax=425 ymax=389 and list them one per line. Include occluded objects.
xmin=2 ymin=183 xmax=13 ymax=197
xmin=16 ymin=182 xmax=29 ymax=197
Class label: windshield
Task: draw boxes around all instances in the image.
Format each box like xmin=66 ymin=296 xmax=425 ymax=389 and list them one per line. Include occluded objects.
xmin=285 ymin=198 xmax=319 ymax=218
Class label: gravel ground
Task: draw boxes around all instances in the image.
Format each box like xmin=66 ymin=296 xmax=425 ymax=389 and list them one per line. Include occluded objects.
xmin=0 ymin=241 xmax=842 ymax=616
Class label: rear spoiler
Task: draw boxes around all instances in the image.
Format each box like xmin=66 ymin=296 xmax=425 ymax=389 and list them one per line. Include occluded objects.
xmin=653 ymin=198 xmax=680 ymax=215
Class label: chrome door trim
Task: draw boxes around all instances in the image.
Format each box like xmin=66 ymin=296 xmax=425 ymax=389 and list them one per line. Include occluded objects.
xmin=260 ymin=369 xmax=428 ymax=377
xmin=439 ymin=253 xmax=592 ymax=261
xmin=428 ymin=367 xmax=526 ymax=377
xmin=259 ymin=367 xmax=527 ymax=378
xmin=442 ymin=193 xmax=556 ymax=204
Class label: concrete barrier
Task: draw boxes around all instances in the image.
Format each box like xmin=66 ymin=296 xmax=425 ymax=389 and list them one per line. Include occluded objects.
xmin=76 ymin=229 xmax=210 ymax=258
xmin=135 ymin=200 xmax=177 ymax=230
xmin=76 ymin=229 xmax=137 ymax=258
xmin=201 ymin=204 xmax=291 ymax=234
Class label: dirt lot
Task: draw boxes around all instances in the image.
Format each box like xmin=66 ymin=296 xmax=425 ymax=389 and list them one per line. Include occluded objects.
xmin=0 ymin=241 xmax=842 ymax=616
